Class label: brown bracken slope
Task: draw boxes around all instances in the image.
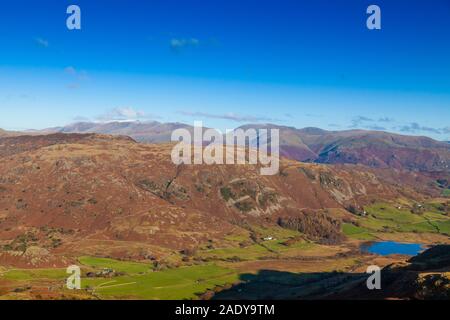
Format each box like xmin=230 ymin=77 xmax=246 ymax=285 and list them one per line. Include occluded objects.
xmin=0 ymin=133 xmax=444 ymax=267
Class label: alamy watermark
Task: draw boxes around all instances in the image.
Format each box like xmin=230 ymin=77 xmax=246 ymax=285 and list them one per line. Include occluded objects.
xmin=66 ymin=5 xmax=81 ymax=30
xmin=367 ymin=5 xmax=381 ymax=30
xmin=171 ymin=121 xmax=280 ymax=175
xmin=366 ymin=265 xmax=381 ymax=290
xmin=65 ymin=4 xmax=380 ymax=31
xmin=66 ymin=265 xmax=81 ymax=290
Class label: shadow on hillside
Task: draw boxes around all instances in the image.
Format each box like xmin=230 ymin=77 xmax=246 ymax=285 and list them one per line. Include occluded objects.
xmin=211 ymin=245 xmax=450 ymax=300
xmin=211 ymin=269 xmax=367 ymax=300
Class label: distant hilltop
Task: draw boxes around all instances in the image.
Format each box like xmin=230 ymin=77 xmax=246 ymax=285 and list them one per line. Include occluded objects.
xmin=2 ymin=120 xmax=450 ymax=173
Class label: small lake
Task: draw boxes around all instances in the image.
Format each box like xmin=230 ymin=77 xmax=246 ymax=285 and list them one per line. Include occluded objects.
xmin=361 ymin=241 xmax=425 ymax=256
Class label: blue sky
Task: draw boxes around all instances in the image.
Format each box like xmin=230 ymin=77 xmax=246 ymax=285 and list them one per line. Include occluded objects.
xmin=0 ymin=0 xmax=449 ymax=140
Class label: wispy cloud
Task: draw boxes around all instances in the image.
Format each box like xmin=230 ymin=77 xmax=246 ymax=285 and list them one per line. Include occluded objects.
xmin=35 ymin=37 xmax=49 ymax=48
xmin=364 ymin=125 xmax=387 ymax=131
xmin=357 ymin=116 xmax=374 ymax=122
xmin=72 ymin=116 xmax=90 ymax=122
xmin=4 ymin=93 xmax=34 ymax=101
xmin=328 ymin=123 xmax=341 ymax=128
xmin=305 ymin=113 xmax=323 ymax=118
xmin=348 ymin=116 xmax=392 ymax=131
xmin=179 ymin=111 xmax=280 ymax=123
xmin=64 ymin=66 xmax=89 ymax=79
xmin=64 ymin=66 xmax=89 ymax=89
xmin=397 ymin=122 xmax=442 ymax=135
xmin=348 ymin=116 xmax=446 ymax=136
xmin=349 ymin=116 xmax=374 ymax=128
xmin=64 ymin=66 xmax=77 ymax=75
xmin=67 ymin=83 xmax=80 ymax=90
xmin=170 ymin=38 xmax=200 ymax=52
xmin=96 ymin=107 xmax=153 ymax=122
xmin=378 ymin=117 xmax=395 ymax=123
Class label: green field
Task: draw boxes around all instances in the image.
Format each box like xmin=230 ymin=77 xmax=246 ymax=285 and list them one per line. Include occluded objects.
xmin=261 ymin=239 xmax=315 ymax=252
xmin=3 ymin=268 xmax=67 ymax=281
xmin=200 ymin=240 xmax=317 ymax=261
xmin=78 ymin=256 xmax=239 ymax=299
xmin=0 ymin=258 xmax=240 ymax=300
xmin=201 ymin=244 xmax=270 ymax=260
xmin=1 ymin=200 xmax=449 ymax=300
xmin=82 ymin=264 xmax=239 ymax=299
xmin=342 ymin=223 xmax=376 ymax=240
xmin=355 ymin=202 xmax=450 ymax=236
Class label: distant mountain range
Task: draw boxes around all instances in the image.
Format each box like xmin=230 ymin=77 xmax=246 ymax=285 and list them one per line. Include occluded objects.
xmin=239 ymin=124 xmax=450 ymax=172
xmin=35 ymin=121 xmax=193 ymax=144
xmin=26 ymin=121 xmax=450 ymax=173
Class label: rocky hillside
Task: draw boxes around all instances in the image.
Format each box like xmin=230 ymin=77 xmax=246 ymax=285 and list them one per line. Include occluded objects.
xmin=0 ymin=129 xmax=22 ymax=138
xmin=0 ymin=133 xmax=444 ymax=267
xmin=337 ymin=245 xmax=450 ymax=300
xmin=211 ymin=245 xmax=450 ymax=300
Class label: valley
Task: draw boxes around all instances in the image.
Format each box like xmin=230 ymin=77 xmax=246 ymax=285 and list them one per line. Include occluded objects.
xmin=0 ymin=132 xmax=448 ymax=299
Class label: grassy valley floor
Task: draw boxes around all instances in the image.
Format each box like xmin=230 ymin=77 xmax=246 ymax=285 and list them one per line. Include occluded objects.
xmin=0 ymin=199 xmax=449 ymax=300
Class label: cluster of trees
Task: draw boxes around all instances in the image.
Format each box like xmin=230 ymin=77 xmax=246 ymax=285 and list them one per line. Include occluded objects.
xmin=277 ymin=210 xmax=344 ymax=245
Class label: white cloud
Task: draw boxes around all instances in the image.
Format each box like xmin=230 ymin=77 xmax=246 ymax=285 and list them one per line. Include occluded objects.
xmin=64 ymin=66 xmax=89 ymax=89
xmin=397 ymin=122 xmax=442 ymax=135
xmin=35 ymin=37 xmax=49 ymax=48
xmin=97 ymin=107 xmax=150 ymax=121
xmin=73 ymin=116 xmax=90 ymax=122
xmin=170 ymin=38 xmax=200 ymax=52
xmin=179 ymin=111 xmax=280 ymax=123
xmin=64 ymin=66 xmax=77 ymax=75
